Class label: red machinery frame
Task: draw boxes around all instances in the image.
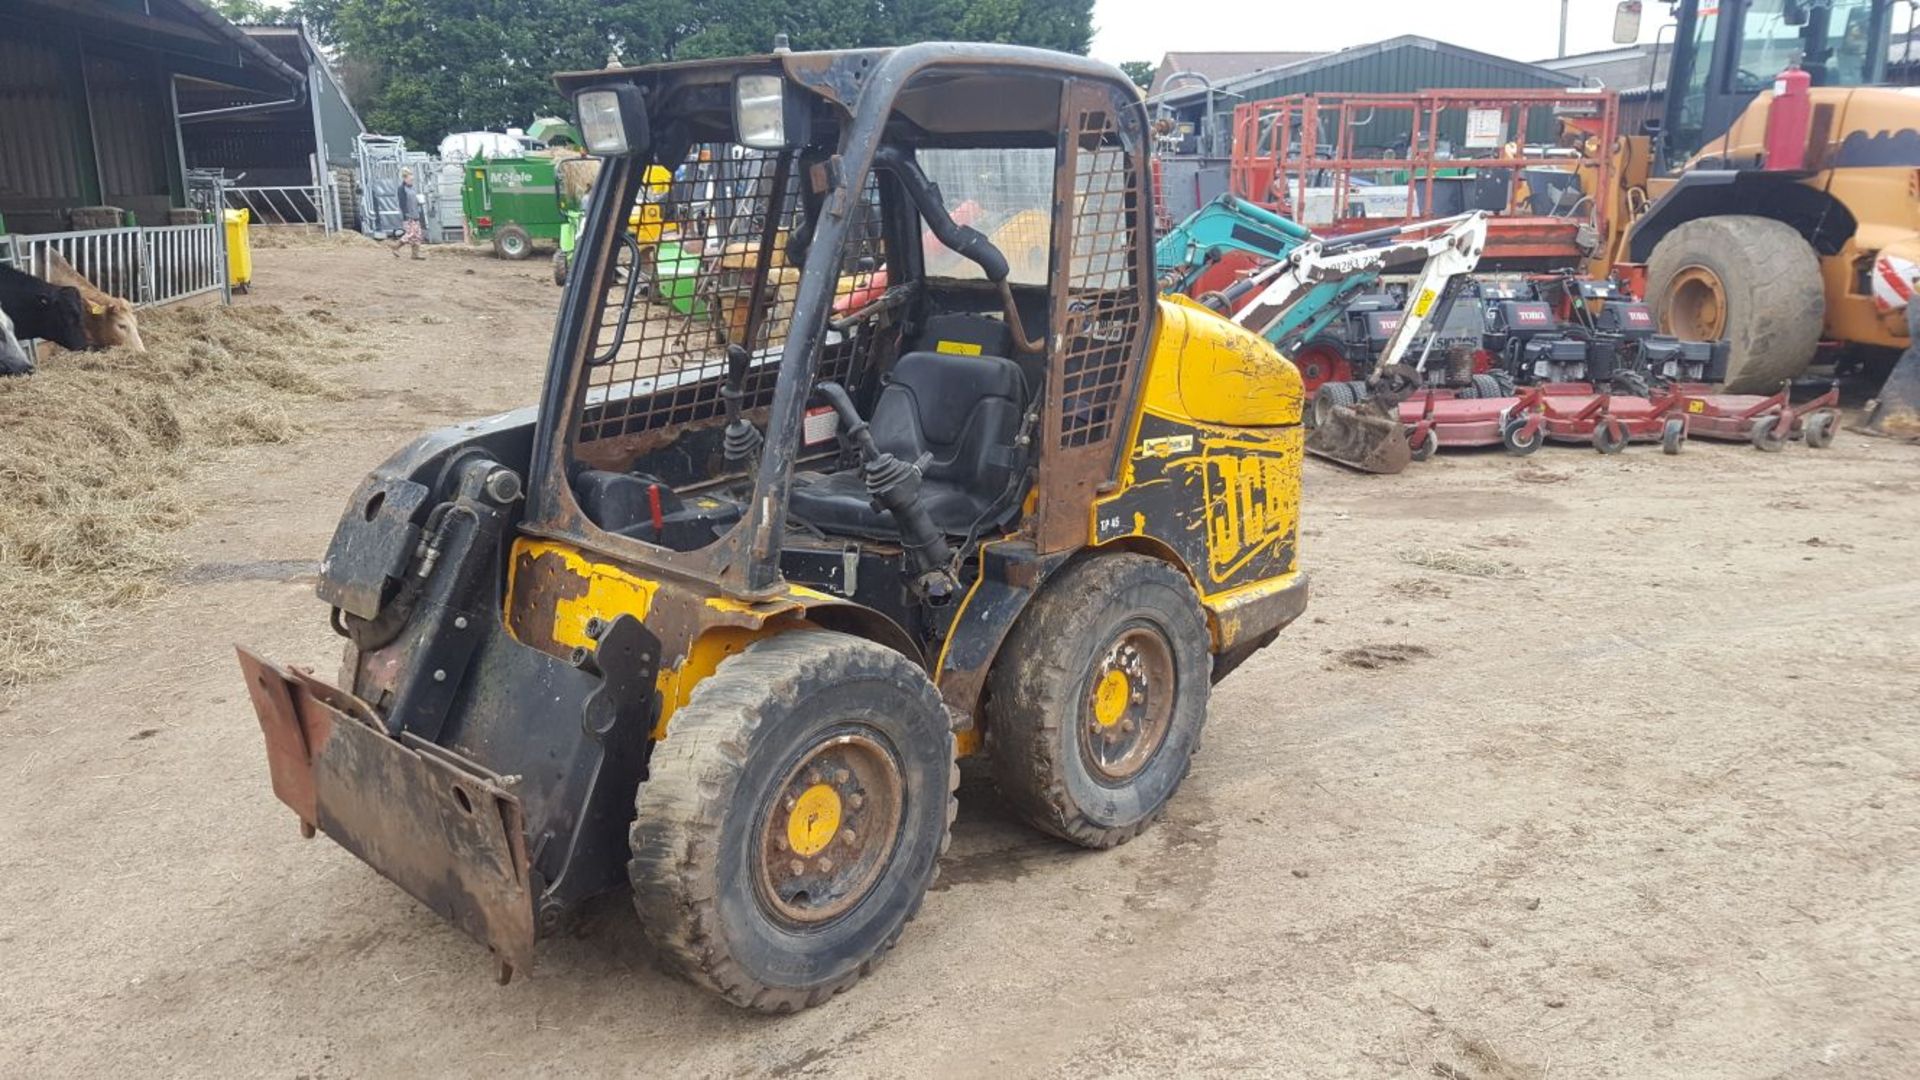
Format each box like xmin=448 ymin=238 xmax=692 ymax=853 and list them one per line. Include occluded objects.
xmin=1230 ymin=88 xmax=1619 ymax=269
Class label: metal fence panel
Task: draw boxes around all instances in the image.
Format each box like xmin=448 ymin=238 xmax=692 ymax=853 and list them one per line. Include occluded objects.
xmin=16 ymin=227 xmax=145 ymax=302
xmin=226 ymin=185 xmax=328 ymax=226
xmin=7 ymin=222 xmax=226 ymax=310
xmin=142 ymin=224 xmax=226 ymax=305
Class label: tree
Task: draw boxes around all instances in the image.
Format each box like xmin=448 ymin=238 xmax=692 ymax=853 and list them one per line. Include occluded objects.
xmin=1119 ymin=60 xmax=1154 ymax=91
xmin=212 ymin=0 xmax=285 ymax=23
xmin=310 ymin=0 xmax=1097 ymax=147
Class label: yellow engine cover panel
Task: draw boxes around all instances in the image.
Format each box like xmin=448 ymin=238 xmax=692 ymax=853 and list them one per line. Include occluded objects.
xmin=1144 ymin=295 xmax=1304 ymax=428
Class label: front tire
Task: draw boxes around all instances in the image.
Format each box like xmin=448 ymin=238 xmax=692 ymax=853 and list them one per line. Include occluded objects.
xmin=629 ymin=631 xmax=954 ymax=1013
xmin=986 ymin=555 xmax=1211 ymax=849
xmin=1645 ymin=216 xmax=1824 ymax=393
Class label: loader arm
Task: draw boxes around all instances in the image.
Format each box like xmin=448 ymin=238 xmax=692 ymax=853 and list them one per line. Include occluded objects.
xmin=1253 ymin=212 xmax=1489 ymax=476
xmin=1154 ymin=193 xmax=1314 ymax=293
xmin=1363 ymin=212 xmax=1489 ymax=385
xmin=1228 ymin=211 xmax=1489 ymax=362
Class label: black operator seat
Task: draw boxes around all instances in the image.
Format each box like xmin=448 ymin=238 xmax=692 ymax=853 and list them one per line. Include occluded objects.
xmin=790 ymin=315 xmax=1028 ymax=540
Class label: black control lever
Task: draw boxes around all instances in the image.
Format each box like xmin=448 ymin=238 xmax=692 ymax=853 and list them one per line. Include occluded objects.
xmin=721 ymin=343 xmax=763 ymax=467
xmin=814 ymin=381 xmax=956 ymax=604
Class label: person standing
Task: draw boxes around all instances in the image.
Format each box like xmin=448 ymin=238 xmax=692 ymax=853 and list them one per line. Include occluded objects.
xmin=391 ymin=168 xmax=425 ymax=260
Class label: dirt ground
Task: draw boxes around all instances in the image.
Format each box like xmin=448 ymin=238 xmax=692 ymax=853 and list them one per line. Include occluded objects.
xmin=2 ymin=241 xmax=1917 ymax=1078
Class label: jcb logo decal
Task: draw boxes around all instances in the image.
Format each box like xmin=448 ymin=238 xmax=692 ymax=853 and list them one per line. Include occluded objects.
xmin=1186 ymin=441 xmax=1295 ymax=583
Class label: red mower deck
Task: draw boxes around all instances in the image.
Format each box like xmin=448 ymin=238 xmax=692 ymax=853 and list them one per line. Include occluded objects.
xmin=1499 ymin=383 xmax=1691 ymax=455
xmin=1668 ymin=383 xmax=1842 ymax=451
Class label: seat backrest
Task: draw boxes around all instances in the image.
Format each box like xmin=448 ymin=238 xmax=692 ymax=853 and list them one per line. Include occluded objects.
xmin=917 ymin=313 xmax=1014 ymax=360
xmin=869 ymin=351 xmax=1025 ymax=489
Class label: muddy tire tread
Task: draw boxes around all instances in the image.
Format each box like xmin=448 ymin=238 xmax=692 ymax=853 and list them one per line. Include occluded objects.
xmin=1646 ymin=215 xmax=1823 ymax=393
xmin=627 ymin=630 xmax=956 ymax=1013
xmin=985 ymin=554 xmax=1208 ymax=850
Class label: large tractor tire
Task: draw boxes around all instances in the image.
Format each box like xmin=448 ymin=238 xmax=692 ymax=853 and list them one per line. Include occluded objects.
xmin=628 ymin=631 xmax=955 ymax=1013
xmin=1645 ymin=215 xmax=1824 ymax=394
xmin=986 ymin=554 xmax=1211 ymax=849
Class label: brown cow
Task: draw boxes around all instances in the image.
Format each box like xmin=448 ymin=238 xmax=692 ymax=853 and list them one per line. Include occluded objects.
xmin=40 ymin=250 xmax=146 ymax=354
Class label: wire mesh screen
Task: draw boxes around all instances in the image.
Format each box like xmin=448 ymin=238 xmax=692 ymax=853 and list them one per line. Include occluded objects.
xmin=1059 ymin=109 xmax=1143 ymax=450
xmin=578 ymin=147 xmax=889 ymax=447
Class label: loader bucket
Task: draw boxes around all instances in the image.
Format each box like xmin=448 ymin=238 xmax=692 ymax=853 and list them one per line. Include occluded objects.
xmin=1863 ymin=345 xmax=1920 ymax=439
xmin=1305 ymin=404 xmax=1413 ymax=473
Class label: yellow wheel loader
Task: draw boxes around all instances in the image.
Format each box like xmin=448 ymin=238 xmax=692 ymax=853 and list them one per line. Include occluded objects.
xmin=1606 ymin=0 xmax=1920 ymax=427
xmin=235 ymin=43 xmax=1309 ymax=1012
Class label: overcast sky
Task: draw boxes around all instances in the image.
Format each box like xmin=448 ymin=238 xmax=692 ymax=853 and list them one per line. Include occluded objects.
xmin=1090 ymin=0 xmax=1665 ymax=67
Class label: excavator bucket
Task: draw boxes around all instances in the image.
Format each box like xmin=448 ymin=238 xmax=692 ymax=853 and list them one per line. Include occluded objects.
xmin=1863 ymin=342 xmax=1920 ymax=439
xmin=1305 ymin=403 xmax=1413 ymax=473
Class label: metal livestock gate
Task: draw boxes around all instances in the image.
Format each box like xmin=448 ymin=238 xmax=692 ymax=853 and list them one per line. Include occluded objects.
xmin=9 ymin=224 xmax=227 ymax=307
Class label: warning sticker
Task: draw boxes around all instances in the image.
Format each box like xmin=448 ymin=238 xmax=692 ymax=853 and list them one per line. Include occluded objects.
xmin=1465 ymin=108 xmax=1504 ymax=150
xmin=935 ymin=340 xmax=983 ymax=356
xmin=803 ymin=406 xmax=840 ymax=445
xmin=1411 ymin=289 xmax=1437 ymax=317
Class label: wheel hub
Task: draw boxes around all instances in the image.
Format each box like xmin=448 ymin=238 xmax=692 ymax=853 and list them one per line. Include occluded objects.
xmin=1080 ymin=625 xmax=1176 ymax=782
xmin=756 ymin=732 xmax=903 ymax=926
xmin=1667 ymin=265 xmax=1728 ymax=342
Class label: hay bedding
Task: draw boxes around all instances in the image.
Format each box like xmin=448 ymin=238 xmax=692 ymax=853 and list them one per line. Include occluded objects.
xmin=0 ymin=303 xmax=355 ymax=689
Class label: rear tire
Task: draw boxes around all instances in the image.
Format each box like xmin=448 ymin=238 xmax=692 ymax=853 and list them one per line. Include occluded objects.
xmin=1309 ymin=380 xmax=1357 ymax=431
xmin=986 ymin=555 xmax=1211 ymax=849
xmin=628 ymin=631 xmax=954 ymax=1013
xmin=1291 ymin=334 xmax=1353 ymax=396
xmin=493 ymin=224 xmax=533 ymax=260
xmin=551 ymin=251 xmax=569 ymax=287
xmin=1645 ymin=216 xmax=1824 ymax=394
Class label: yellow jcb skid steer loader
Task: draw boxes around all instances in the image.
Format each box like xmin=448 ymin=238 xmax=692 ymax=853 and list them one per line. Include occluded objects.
xmin=236 ymin=43 xmax=1309 ymax=1012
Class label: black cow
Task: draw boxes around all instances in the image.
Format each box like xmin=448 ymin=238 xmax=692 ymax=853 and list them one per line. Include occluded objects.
xmin=0 ymin=265 xmax=90 ymax=364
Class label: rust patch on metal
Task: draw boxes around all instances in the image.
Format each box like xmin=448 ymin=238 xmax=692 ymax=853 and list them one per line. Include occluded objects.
xmin=508 ymin=547 xmax=590 ymax=656
xmin=235 ymin=645 xmax=537 ymax=978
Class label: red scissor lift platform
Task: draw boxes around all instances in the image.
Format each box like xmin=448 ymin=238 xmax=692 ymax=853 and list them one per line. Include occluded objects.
xmin=1220 ymin=87 xmax=1845 ymax=461
xmin=1228 ymin=88 xmax=1619 ymax=273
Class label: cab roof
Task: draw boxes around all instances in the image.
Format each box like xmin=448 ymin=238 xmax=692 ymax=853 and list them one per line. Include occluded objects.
xmin=553 ymin=43 xmax=1141 ymax=112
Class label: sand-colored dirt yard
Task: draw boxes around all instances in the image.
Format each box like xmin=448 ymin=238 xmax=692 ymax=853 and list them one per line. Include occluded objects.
xmin=1 ymin=237 xmax=1916 ymax=1078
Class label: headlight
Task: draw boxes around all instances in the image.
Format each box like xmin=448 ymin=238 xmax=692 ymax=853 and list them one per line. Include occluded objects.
xmin=734 ymin=75 xmax=789 ymax=150
xmin=574 ymin=85 xmax=649 ymax=157
xmin=576 ymin=90 xmax=628 ymax=155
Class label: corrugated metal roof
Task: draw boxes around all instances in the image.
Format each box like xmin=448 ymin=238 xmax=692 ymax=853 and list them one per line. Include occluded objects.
xmin=1534 ymin=44 xmax=1671 ymax=91
xmin=1160 ymin=35 xmax=1576 ymax=106
xmin=1148 ymin=51 xmax=1324 ymax=95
